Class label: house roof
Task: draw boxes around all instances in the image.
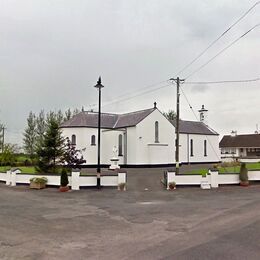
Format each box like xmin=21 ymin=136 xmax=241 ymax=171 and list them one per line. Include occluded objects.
xmin=219 ymin=134 xmax=260 ymax=148
xmin=61 ymin=107 xmax=218 ymax=136
xmin=60 ymin=108 xmax=155 ymax=129
xmin=170 ymin=119 xmax=219 ymax=135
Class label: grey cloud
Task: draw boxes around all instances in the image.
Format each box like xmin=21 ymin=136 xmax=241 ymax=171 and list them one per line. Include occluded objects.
xmin=0 ymin=0 xmax=259 ymax=144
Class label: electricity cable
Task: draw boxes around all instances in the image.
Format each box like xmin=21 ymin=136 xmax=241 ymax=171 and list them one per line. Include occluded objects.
xmin=176 ymin=1 xmax=260 ymax=76
xmin=185 ymin=24 xmax=260 ymax=79
xmin=179 ymin=84 xmax=228 ymax=172
xmin=185 ymin=77 xmax=260 ymax=85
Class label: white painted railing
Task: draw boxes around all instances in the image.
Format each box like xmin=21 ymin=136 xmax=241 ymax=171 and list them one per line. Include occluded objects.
xmin=166 ymin=170 xmax=260 ymax=189
xmin=0 ymin=169 xmax=127 ymax=190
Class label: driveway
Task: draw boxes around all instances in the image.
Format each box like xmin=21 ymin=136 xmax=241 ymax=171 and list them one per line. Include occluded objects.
xmin=0 ymin=180 xmax=260 ymax=259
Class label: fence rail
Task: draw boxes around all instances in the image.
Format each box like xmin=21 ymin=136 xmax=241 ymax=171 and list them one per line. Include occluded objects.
xmin=166 ymin=169 xmax=260 ymax=189
xmin=0 ymin=169 xmax=127 ymax=190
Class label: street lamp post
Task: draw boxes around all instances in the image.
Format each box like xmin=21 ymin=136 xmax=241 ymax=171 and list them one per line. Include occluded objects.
xmin=94 ymin=76 xmax=104 ymax=189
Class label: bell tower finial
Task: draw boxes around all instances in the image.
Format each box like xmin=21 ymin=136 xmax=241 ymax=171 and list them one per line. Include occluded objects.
xmin=198 ymin=105 xmax=208 ymax=125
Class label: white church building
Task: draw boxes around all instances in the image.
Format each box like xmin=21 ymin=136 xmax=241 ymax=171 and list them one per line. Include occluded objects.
xmin=60 ymin=103 xmax=220 ymax=167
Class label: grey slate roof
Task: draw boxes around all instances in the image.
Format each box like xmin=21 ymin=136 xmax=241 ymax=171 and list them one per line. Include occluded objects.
xmin=220 ymin=134 xmax=260 ymax=148
xmin=61 ymin=107 xmax=218 ymax=136
xmin=170 ymin=119 xmax=219 ymax=135
xmin=60 ymin=108 xmax=155 ymax=129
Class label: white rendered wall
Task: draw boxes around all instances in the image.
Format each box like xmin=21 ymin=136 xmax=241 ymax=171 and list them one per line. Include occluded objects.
xmin=134 ymin=109 xmax=175 ymax=165
xmin=0 ymin=172 xmax=6 ymax=182
xmin=102 ymin=129 xmax=125 ymax=164
xmin=62 ymin=127 xmax=100 ymax=165
xmin=1 ymin=170 xmax=126 ymax=189
xmin=61 ymin=110 xmax=219 ymax=166
xmin=180 ymin=134 xmax=220 ymax=163
xmin=167 ymin=170 xmax=260 ymax=187
xmin=62 ymin=127 xmax=126 ymax=165
xmin=126 ymin=127 xmax=137 ymax=164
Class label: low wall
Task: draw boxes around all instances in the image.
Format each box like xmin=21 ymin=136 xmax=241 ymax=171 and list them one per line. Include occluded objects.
xmin=0 ymin=169 xmax=127 ymax=190
xmin=166 ymin=170 xmax=260 ymax=189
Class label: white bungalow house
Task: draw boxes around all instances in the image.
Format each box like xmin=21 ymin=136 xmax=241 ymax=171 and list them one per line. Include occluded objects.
xmin=60 ymin=103 xmax=220 ymax=167
xmin=220 ymin=131 xmax=260 ymax=162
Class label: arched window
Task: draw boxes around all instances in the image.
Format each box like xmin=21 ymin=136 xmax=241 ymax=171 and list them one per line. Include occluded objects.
xmin=155 ymin=121 xmax=159 ymax=143
xmin=204 ymin=140 xmax=207 ymax=156
xmin=190 ymin=139 xmax=194 ymax=157
xmin=71 ymin=134 xmax=76 ymax=145
xmin=91 ymin=135 xmax=96 ymax=146
xmin=118 ymin=134 xmax=123 ymax=156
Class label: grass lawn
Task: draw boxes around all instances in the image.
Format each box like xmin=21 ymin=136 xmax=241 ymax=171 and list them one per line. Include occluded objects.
xmin=0 ymin=166 xmax=36 ymax=174
xmin=183 ymin=163 xmax=260 ymax=175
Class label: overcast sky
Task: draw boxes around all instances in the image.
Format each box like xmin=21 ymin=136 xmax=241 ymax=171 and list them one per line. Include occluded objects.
xmin=0 ymin=0 xmax=259 ymax=145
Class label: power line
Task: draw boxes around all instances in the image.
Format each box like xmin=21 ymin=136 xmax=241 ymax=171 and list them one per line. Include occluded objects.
xmin=99 ymin=82 xmax=172 ymax=109
xmin=185 ymin=23 xmax=260 ymax=80
xmin=179 ymin=85 xmax=227 ymax=170
xmin=185 ymin=77 xmax=260 ymax=85
xmin=91 ymin=2 xmax=260 ymax=111
xmin=176 ymin=1 xmax=260 ymax=76
xmin=90 ymin=2 xmax=260 ymax=111
xmin=91 ymin=79 xmax=168 ymax=110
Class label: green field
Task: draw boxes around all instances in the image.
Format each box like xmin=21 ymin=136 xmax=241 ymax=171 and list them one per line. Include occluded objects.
xmin=1 ymin=163 xmax=260 ymax=175
xmin=183 ymin=163 xmax=260 ymax=175
xmin=0 ymin=166 xmax=36 ymax=174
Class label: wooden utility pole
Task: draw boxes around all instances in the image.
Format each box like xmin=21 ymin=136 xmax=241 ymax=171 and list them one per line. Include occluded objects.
xmin=170 ymin=77 xmax=185 ymax=174
xmin=1 ymin=126 xmax=6 ymax=153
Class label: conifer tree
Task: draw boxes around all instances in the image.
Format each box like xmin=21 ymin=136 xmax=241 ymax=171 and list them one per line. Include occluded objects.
xmin=36 ymin=110 xmax=46 ymax=147
xmin=23 ymin=112 xmax=37 ymax=158
xmin=36 ymin=117 xmax=65 ymax=173
xmin=64 ymin=108 xmax=72 ymax=121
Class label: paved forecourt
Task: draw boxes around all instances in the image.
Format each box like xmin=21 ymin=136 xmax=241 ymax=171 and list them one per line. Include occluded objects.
xmin=1 ymin=176 xmax=260 ymax=259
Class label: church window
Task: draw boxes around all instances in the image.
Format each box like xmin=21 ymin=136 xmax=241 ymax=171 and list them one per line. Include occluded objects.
xmin=91 ymin=135 xmax=96 ymax=146
xmin=204 ymin=140 xmax=207 ymax=156
xmin=71 ymin=134 xmax=76 ymax=145
xmin=118 ymin=134 xmax=123 ymax=156
xmin=155 ymin=121 xmax=159 ymax=143
xmin=190 ymin=139 xmax=194 ymax=157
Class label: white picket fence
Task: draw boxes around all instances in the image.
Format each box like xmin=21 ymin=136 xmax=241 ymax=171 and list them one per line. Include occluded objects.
xmin=166 ymin=169 xmax=260 ymax=189
xmin=0 ymin=169 xmax=127 ymax=190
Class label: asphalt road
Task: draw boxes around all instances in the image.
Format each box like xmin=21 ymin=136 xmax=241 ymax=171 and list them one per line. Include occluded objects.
xmin=0 ymin=172 xmax=260 ymax=260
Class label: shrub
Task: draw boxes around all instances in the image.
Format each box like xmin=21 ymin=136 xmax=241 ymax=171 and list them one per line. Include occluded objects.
xmin=212 ymin=164 xmax=219 ymax=169
xmin=239 ymin=163 xmax=248 ymax=182
xmin=221 ymin=161 xmax=241 ymax=168
xmin=30 ymin=177 xmax=48 ymax=184
xmin=60 ymin=168 xmax=69 ymax=187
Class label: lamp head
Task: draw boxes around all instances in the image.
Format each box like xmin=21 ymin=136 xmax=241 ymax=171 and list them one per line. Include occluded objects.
xmin=94 ymin=76 xmax=104 ymax=89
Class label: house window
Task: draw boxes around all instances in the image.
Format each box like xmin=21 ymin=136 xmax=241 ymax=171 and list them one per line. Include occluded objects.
xmin=91 ymin=135 xmax=96 ymax=146
xmin=190 ymin=139 xmax=194 ymax=157
xmin=204 ymin=140 xmax=207 ymax=156
xmin=118 ymin=134 xmax=123 ymax=156
xmin=71 ymin=134 xmax=76 ymax=145
xmin=155 ymin=121 xmax=159 ymax=143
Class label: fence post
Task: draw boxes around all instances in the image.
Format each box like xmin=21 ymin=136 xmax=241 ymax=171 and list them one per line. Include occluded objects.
xmin=6 ymin=170 xmax=11 ymax=185
xmin=71 ymin=168 xmax=80 ymax=190
xmin=11 ymin=170 xmax=17 ymax=186
xmin=209 ymin=169 xmax=219 ymax=188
